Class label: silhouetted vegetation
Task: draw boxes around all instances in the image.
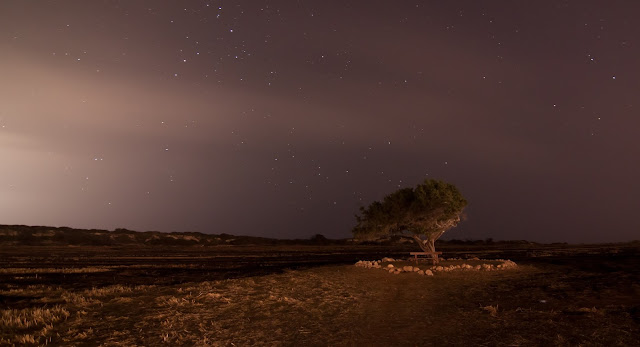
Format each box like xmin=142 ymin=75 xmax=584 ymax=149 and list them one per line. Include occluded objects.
xmin=354 ymin=179 xmax=467 ymax=253
xmin=0 ymin=225 xmax=350 ymax=247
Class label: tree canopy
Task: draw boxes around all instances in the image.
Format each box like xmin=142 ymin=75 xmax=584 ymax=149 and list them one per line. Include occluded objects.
xmin=353 ymin=179 xmax=467 ymax=253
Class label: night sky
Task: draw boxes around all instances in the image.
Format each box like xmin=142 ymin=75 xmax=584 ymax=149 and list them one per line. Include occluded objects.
xmin=1 ymin=1 xmax=639 ymax=242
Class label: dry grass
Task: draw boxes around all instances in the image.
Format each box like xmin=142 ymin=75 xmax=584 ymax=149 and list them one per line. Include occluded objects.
xmin=0 ymin=306 xmax=69 ymax=329
xmin=0 ymin=305 xmax=69 ymax=344
xmin=1 ymin=251 xmax=639 ymax=345
xmin=0 ymin=283 xmax=157 ymax=345
xmin=134 ymin=269 xmax=370 ymax=345
xmin=482 ymin=304 xmax=499 ymax=317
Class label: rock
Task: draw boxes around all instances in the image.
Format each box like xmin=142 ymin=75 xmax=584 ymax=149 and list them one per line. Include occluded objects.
xmin=417 ymin=270 xmax=425 ymax=275
xmin=501 ymin=260 xmax=518 ymax=269
xmin=474 ymin=265 xmax=481 ymax=270
xmin=388 ymin=268 xmax=395 ymax=273
xmin=413 ymin=267 xmax=420 ymax=272
xmin=403 ymin=266 xmax=414 ymax=272
xmin=393 ymin=269 xmax=401 ymax=275
xmin=425 ymin=270 xmax=434 ymax=276
xmin=382 ymin=257 xmax=394 ymax=262
xmin=435 ymin=266 xmax=444 ymax=271
xmin=387 ymin=264 xmax=394 ymax=268
xmin=480 ymin=263 xmax=495 ymax=271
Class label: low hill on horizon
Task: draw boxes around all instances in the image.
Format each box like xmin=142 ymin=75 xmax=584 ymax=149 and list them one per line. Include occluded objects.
xmin=0 ymin=224 xmax=333 ymax=247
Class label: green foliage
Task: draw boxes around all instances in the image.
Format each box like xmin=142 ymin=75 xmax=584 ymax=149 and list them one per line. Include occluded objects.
xmin=353 ymin=179 xmax=467 ymax=240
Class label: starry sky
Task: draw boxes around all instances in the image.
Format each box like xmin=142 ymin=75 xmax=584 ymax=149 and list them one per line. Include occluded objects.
xmin=1 ymin=1 xmax=639 ymax=242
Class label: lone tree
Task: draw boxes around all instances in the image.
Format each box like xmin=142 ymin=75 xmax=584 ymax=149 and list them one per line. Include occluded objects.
xmin=353 ymin=179 xmax=467 ymax=256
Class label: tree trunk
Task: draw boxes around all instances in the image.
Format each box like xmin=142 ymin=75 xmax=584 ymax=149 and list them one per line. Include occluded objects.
xmin=411 ymin=234 xmax=441 ymax=264
xmin=424 ymin=238 xmax=436 ymax=253
xmin=411 ymin=235 xmax=428 ymax=252
xmin=411 ymin=234 xmax=439 ymax=252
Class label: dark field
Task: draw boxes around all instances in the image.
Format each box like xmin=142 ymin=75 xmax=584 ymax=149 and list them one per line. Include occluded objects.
xmin=1 ymin=243 xmax=639 ymax=345
xmin=1 ymin=246 xmax=404 ymax=292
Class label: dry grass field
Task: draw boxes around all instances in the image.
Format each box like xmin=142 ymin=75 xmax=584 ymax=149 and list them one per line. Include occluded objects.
xmin=1 ymin=244 xmax=639 ymax=345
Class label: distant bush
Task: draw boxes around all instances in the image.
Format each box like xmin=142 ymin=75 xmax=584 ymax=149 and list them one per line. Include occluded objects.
xmin=309 ymin=234 xmax=329 ymax=245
